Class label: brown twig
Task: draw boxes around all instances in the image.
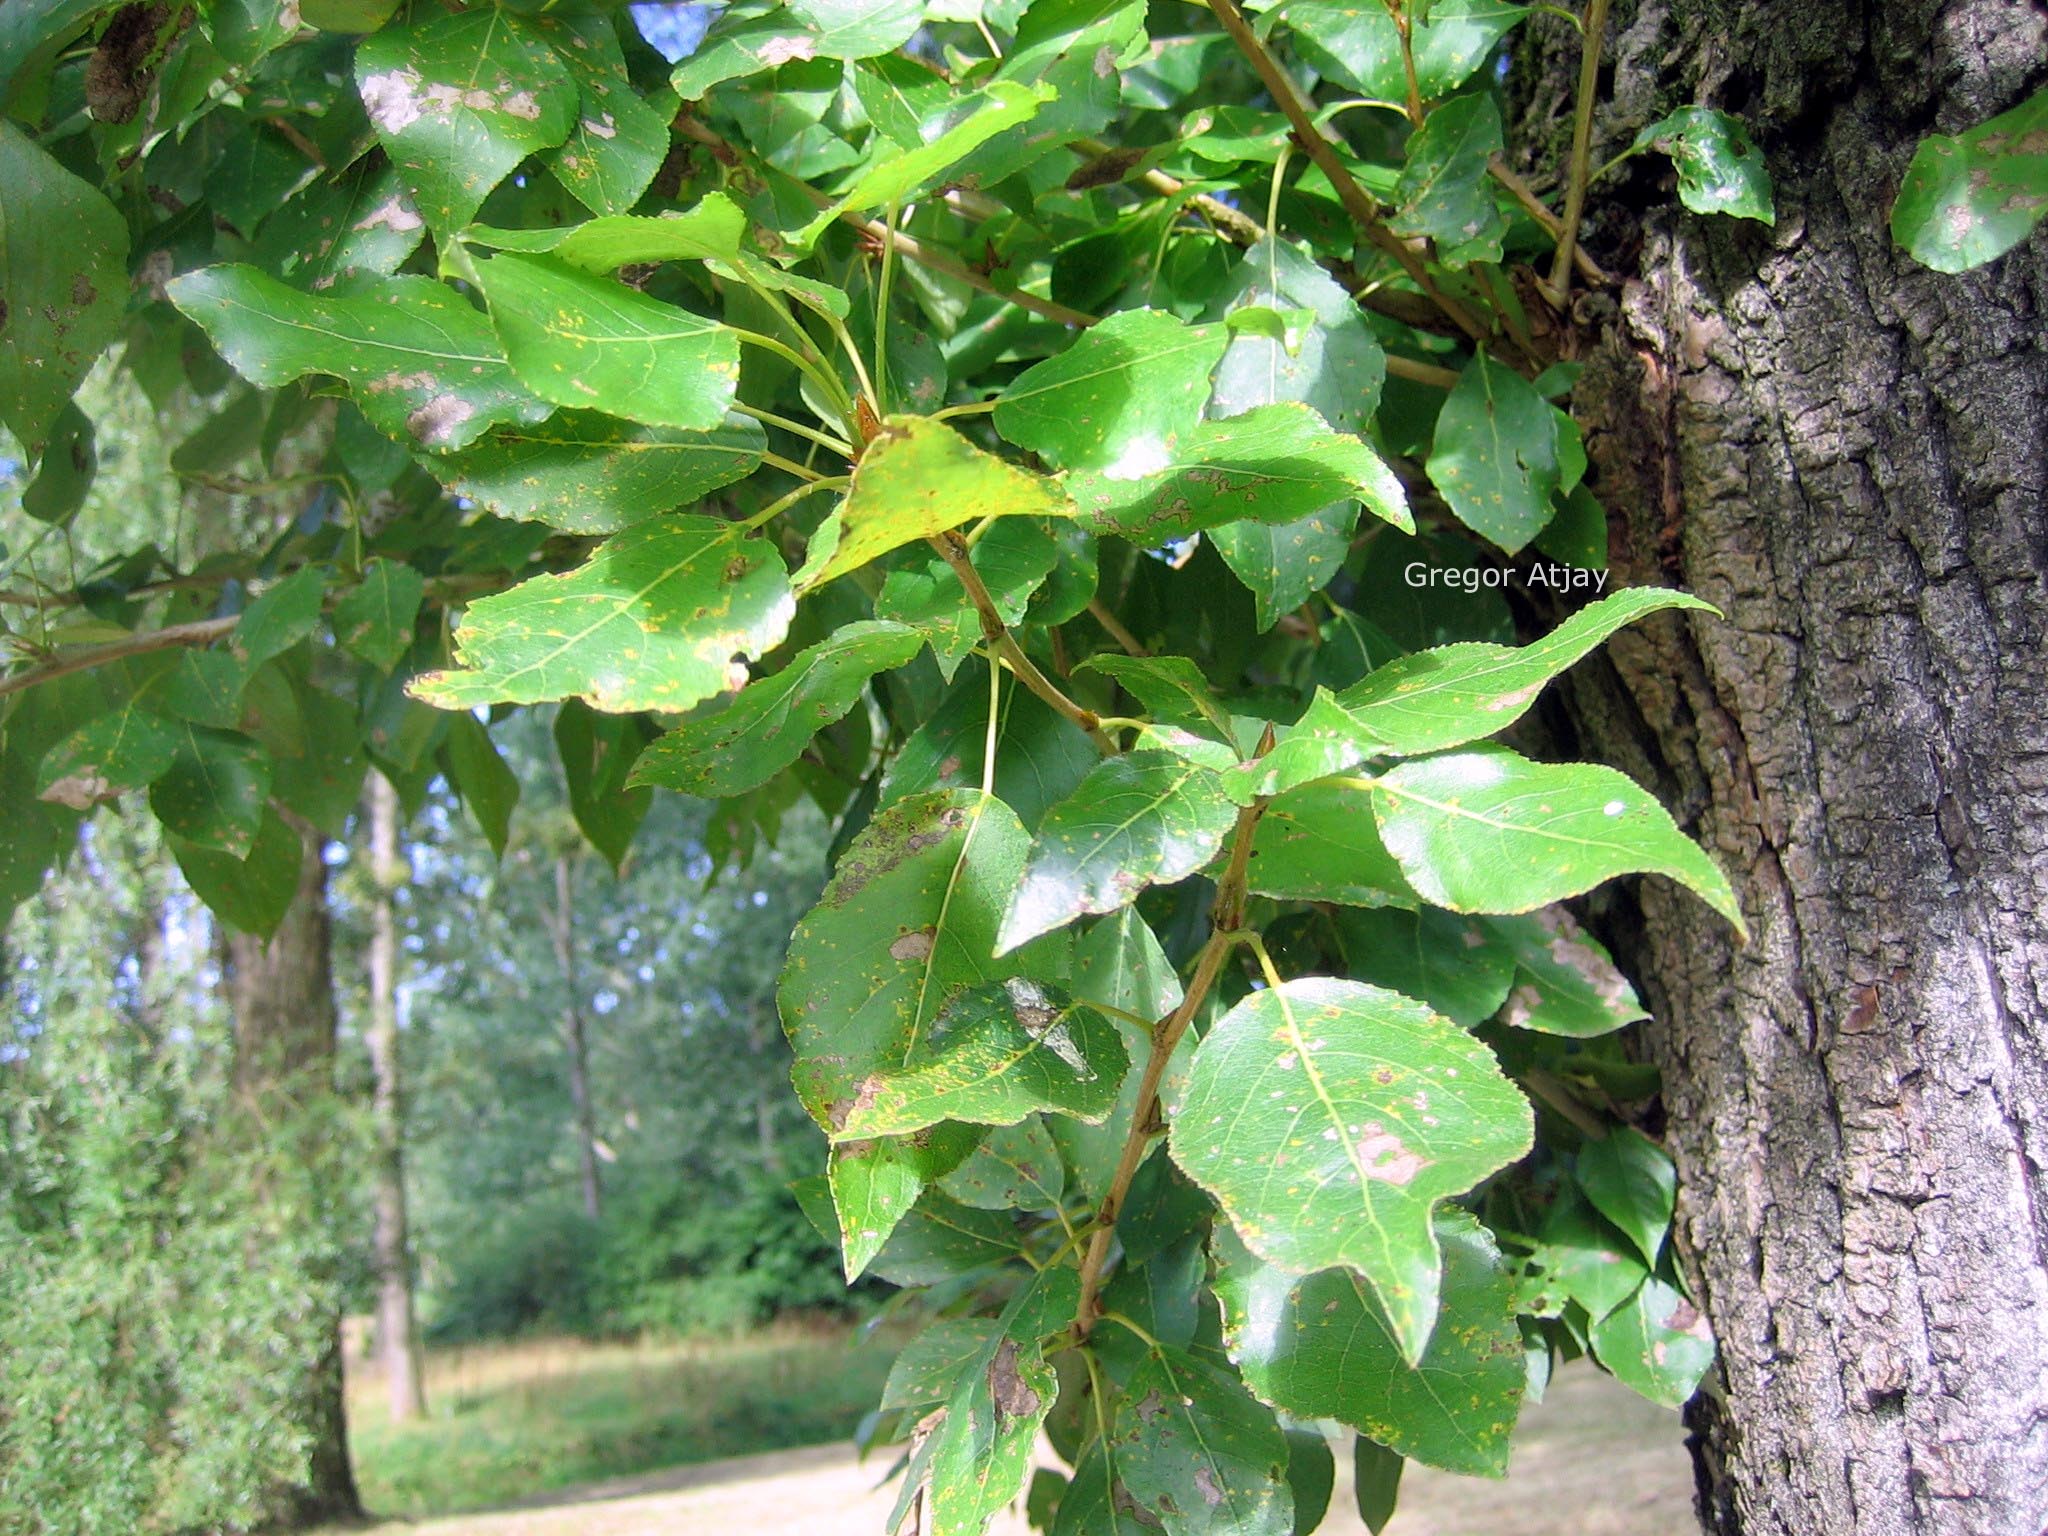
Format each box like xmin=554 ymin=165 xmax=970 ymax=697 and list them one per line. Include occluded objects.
xmin=1086 ymin=597 xmax=1149 ymax=658
xmin=929 ymin=533 xmax=1115 ymax=752
xmin=0 ymin=615 xmax=238 ymax=701
xmin=1202 ymin=0 xmax=1494 ymax=352
xmin=1549 ymin=0 xmax=1614 ymax=298
xmin=1074 ymin=791 xmax=1267 ymax=1337
xmin=1488 ymin=156 xmax=1616 ymax=291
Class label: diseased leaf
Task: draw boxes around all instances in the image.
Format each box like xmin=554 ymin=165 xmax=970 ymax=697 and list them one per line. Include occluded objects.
xmin=233 ymin=567 xmax=325 ymax=668
xmin=1390 ymin=93 xmax=1509 ymax=267
xmin=959 ymin=0 xmax=1148 ymax=186
xmin=881 ymin=1317 xmax=999 ymax=1412
xmin=1334 ymin=587 xmax=1715 ymax=755
xmin=672 ymin=0 xmax=924 ymax=98
xmin=1070 ymin=403 xmax=1410 ymax=544
xmin=938 ymin=1116 xmax=1067 ymax=1210
xmin=148 ymin=725 xmax=272 ymax=857
xmin=995 ymin=308 xmax=1226 ymax=475
xmin=0 ymin=121 xmax=130 ymax=451
xmin=825 ymin=1124 xmax=983 ymax=1281
xmin=167 ymin=266 xmax=547 ymax=452
xmin=881 ymin=668 xmax=1097 ymax=833
xmin=632 ymin=621 xmax=916 ymax=798
xmin=1425 ymin=349 xmax=1560 ymax=554
xmin=1892 ymin=85 xmax=2048 ymax=272
xmin=1534 ymin=1188 xmax=1648 ymax=1322
xmin=1278 ymin=0 xmax=1526 ymax=104
xmin=1589 ymin=1276 xmax=1715 ymax=1407
xmin=333 ymin=558 xmax=426 ymax=672
xmin=36 ymin=703 xmax=179 ymax=806
xmin=1335 ymin=905 xmax=1516 ymax=1027
xmin=355 ymin=7 xmax=577 ymax=231
xmin=1170 ymin=978 xmax=1534 ymax=1362
xmin=435 ymin=411 xmax=766 ymax=534
xmin=998 ymin=750 xmax=1239 ymax=955
xmin=254 ymin=158 xmax=428 ymax=292
xmin=1110 ymin=1342 xmax=1294 ymax=1536
xmin=1633 ymin=106 xmax=1775 ymax=225
xmin=794 ymin=416 xmax=1072 ymax=592
xmin=1488 ymin=907 xmax=1648 ymax=1037
xmin=168 ymin=808 xmax=304 ymax=938
xmin=1214 ymin=1214 xmax=1525 ymax=1475
xmin=538 ymin=12 xmax=670 ymax=217
xmin=411 ymin=516 xmax=794 ymax=712
xmin=477 ymin=252 xmax=742 ymax=432
xmin=1369 ymin=746 xmax=1746 ymax=931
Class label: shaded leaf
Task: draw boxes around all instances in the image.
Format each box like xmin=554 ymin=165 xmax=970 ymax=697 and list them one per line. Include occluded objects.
xmin=1244 ymin=778 xmax=1420 ymax=908
xmin=169 ymin=807 xmax=302 ymax=937
xmin=1574 ymin=1126 xmax=1676 ymax=1268
xmin=881 ymin=667 xmax=1096 ymax=833
xmin=233 ymin=566 xmax=325 ymax=668
xmin=148 ymin=725 xmax=272 ymax=856
xmin=1335 ymin=905 xmax=1516 ymax=1027
xmin=36 ymin=702 xmax=179 ymax=806
xmin=333 ymin=557 xmax=425 ymax=672
xmin=1488 ymin=907 xmax=1647 ymax=1037
xmin=1110 ymin=1343 xmax=1294 ymax=1536
xmin=1633 ymin=106 xmax=1775 ymax=225
xmin=1425 ymin=350 xmax=1559 ymax=554
xmin=1588 ymin=1276 xmax=1715 ymax=1407
xmin=1353 ymin=1436 xmax=1404 ymax=1535
xmin=442 ymin=712 xmax=519 ymax=857
xmin=1390 ymin=93 xmax=1508 ymax=267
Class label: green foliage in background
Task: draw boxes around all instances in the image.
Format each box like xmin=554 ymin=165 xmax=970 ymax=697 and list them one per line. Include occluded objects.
xmin=17 ymin=0 xmax=2029 ymax=1529
xmin=0 ymin=823 xmax=351 ymax=1536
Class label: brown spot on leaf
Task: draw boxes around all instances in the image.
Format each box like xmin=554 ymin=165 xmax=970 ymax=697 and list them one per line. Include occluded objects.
xmin=1193 ymin=1467 xmax=1225 ymax=1507
xmin=405 ymin=395 xmax=475 ymax=446
xmin=889 ymin=928 xmax=935 ymax=962
xmin=988 ymin=1340 xmax=1039 ymax=1417
xmin=39 ymin=771 xmax=118 ymax=810
xmin=85 ymin=4 xmax=171 ymax=125
xmin=1356 ymin=1126 xmax=1425 ymax=1185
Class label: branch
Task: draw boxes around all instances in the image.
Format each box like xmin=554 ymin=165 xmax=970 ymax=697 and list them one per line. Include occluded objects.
xmin=1086 ymin=597 xmax=1149 ymax=658
xmin=1488 ymin=156 xmax=1616 ymax=291
xmin=1202 ymin=0 xmax=1494 ymax=351
xmin=1548 ymin=0 xmax=1615 ymax=298
xmin=928 ymin=532 xmax=1116 ymax=753
xmin=1073 ymin=792 xmax=1266 ymax=1337
xmin=0 ymin=615 xmax=237 ymax=702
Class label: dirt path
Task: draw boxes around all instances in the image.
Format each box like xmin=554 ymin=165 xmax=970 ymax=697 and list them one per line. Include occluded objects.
xmin=368 ymin=1368 xmax=1692 ymax=1536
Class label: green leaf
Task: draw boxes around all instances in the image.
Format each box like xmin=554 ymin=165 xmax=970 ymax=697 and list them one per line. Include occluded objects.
xmin=793 ymin=416 xmax=1072 ymax=592
xmin=1333 ymin=587 xmax=1716 ymax=754
xmin=1110 ymin=1343 xmax=1294 ymax=1536
xmin=434 ymin=411 xmax=766 ymax=534
xmin=476 ymin=253 xmax=742 ymax=432
xmin=1534 ymin=1188 xmax=1648 ymax=1322
xmin=1284 ymin=1428 xmax=1334 ymax=1536
xmin=169 ymin=808 xmax=303 ymax=937
xmin=0 ymin=121 xmax=131 ymax=451
xmin=1214 ymin=1214 xmax=1525 ymax=1475
xmin=994 ymin=308 xmax=1226 ymax=474
xmin=875 ymin=518 xmax=1058 ymax=679
xmin=1335 ymin=905 xmax=1516 ymax=1027
xmin=851 ymin=55 xmax=952 ymax=149
xmin=1632 ymin=106 xmax=1775 ymax=225
xmin=167 ymin=266 xmax=547 ymax=452
xmin=797 ymin=81 xmax=1054 ymax=243
xmin=1891 ymin=85 xmax=2048 ymax=272
xmin=671 ymin=0 xmax=924 ymax=98
xmin=1245 ymin=778 xmax=1420 ymax=908
xmin=998 ymin=750 xmax=1240 ymax=954
xmin=35 ymin=702 xmax=179 ymax=807
xmin=233 ymin=566 xmax=325 ymax=668
xmin=1076 ymin=653 xmax=1236 ymax=744
xmin=825 ymin=1126 xmax=986 ymax=1282
xmin=22 ymin=401 xmax=95 ymax=524
xmin=1425 ymin=349 xmax=1560 ymax=554
xmin=631 ymin=620 xmax=921 ymax=798
xmin=880 ymin=668 xmax=1096 ymax=833
xmin=881 ymin=1317 xmax=999 ymax=1412
xmin=1489 ymin=906 xmax=1647 ymax=1036
xmin=1353 ymin=1436 xmax=1404 ymax=1534
xmin=963 ymin=0 xmax=1147 ymax=186
xmin=1170 ymin=978 xmax=1534 ymax=1362
xmin=1069 ymin=403 xmax=1411 ymax=544
xmin=537 ymin=13 xmax=670 ymax=217
xmin=355 ymin=7 xmax=577 ymax=231
xmin=781 ymin=789 xmax=1085 ymax=1137
xmin=555 ymin=701 xmax=650 ymax=872
xmin=1390 ymin=93 xmax=1509 ymax=267
xmin=443 ymin=712 xmax=520 ymax=857
xmin=412 ymin=516 xmax=793 ymax=713
xmin=1216 ymin=689 xmax=1380 ymax=804
xmin=467 ymin=196 xmax=746 ymax=271
xmin=1574 ymin=1126 xmax=1675 ymax=1268
xmin=1588 ymin=1276 xmax=1715 ymax=1407
xmin=1278 ymin=0 xmax=1526 ymax=104
xmin=1369 ymin=746 xmax=1746 ymax=931
xmin=925 ymin=1266 xmax=1079 ymax=1536
xmin=938 ymin=1116 xmax=1067 ymax=1210
xmin=149 ymin=725 xmax=272 ymax=856
xmin=333 ymin=557 xmax=425 ymax=673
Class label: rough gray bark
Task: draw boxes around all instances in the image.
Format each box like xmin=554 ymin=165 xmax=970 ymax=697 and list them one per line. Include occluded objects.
xmin=1514 ymin=0 xmax=2048 ymax=1530
xmin=367 ymin=772 xmax=426 ymax=1423
xmin=224 ymin=817 xmax=362 ymax=1527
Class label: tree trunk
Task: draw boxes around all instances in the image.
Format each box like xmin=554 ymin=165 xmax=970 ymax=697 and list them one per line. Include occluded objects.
xmin=1511 ymin=2 xmax=2048 ymax=1530
xmin=549 ymin=852 xmax=603 ymax=1221
xmin=367 ymin=772 xmax=427 ymax=1423
xmin=224 ymin=817 xmax=362 ymax=1527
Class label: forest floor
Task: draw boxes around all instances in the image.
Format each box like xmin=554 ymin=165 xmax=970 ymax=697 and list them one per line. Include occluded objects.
xmin=337 ymin=1344 xmax=1692 ymax=1536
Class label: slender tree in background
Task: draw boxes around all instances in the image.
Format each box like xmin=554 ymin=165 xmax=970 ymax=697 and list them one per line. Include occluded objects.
xmin=221 ymin=817 xmax=360 ymax=1526
xmin=366 ymin=771 xmax=426 ymax=1423
xmin=547 ymin=846 xmax=603 ymax=1222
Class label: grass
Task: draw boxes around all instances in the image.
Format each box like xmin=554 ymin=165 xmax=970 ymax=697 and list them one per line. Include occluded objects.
xmin=344 ymin=1319 xmax=900 ymax=1520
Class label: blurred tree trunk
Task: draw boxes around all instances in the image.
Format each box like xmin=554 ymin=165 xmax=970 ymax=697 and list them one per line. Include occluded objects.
xmin=547 ymin=851 xmax=603 ymax=1221
xmin=224 ymin=816 xmax=361 ymax=1527
xmin=1512 ymin=2 xmax=2048 ymax=1531
xmin=367 ymin=772 xmax=426 ymax=1423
